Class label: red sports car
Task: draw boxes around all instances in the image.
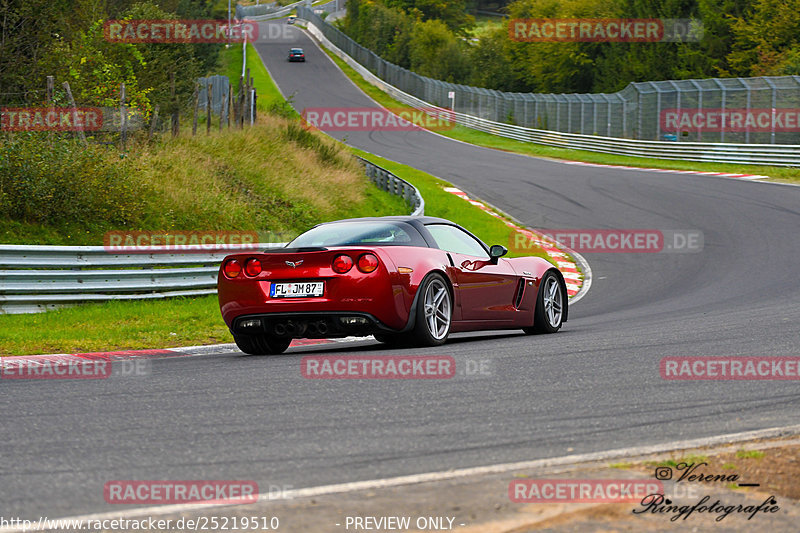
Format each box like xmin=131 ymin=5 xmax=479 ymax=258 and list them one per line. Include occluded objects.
xmin=218 ymin=216 xmax=568 ymax=355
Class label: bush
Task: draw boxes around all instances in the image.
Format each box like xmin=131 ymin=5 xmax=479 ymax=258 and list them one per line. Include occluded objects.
xmin=0 ymin=134 xmax=148 ymax=226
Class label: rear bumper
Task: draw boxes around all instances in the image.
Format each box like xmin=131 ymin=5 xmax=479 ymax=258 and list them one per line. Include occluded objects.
xmin=232 ymin=311 xmax=399 ymax=338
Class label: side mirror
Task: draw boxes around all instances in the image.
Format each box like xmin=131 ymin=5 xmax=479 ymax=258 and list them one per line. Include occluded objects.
xmin=489 ymin=244 xmax=507 ymax=263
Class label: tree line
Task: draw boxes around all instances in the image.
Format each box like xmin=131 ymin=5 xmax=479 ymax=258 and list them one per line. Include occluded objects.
xmin=0 ymin=0 xmax=223 ymax=114
xmin=339 ymin=0 xmax=800 ymax=93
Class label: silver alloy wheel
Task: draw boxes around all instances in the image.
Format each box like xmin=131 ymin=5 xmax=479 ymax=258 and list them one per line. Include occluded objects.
xmin=423 ymin=278 xmax=451 ymax=340
xmin=543 ymin=276 xmax=563 ymax=327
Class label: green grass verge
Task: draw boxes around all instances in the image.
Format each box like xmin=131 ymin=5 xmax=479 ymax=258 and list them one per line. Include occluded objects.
xmin=0 ymin=296 xmax=230 ymax=357
xmin=0 ymin=120 xmax=407 ymax=245
xmin=320 ymin=45 xmax=800 ymax=184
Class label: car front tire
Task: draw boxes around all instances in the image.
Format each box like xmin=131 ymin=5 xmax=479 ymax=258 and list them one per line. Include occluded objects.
xmin=523 ymin=270 xmax=565 ymax=334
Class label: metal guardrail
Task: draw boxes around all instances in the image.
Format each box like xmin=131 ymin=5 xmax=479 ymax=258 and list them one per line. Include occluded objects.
xmin=300 ymin=10 xmax=800 ymax=166
xmin=237 ymin=0 xmax=306 ymax=21
xmin=359 ymin=156 xmax=424 ymax=216
xmin=0 ymin=160 xmax=423 ymax=314
xmin=0 ymin=244 xmax=282 ymax=314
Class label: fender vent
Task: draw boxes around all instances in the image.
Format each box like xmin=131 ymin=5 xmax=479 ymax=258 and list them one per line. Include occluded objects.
xmin=513 ymin=279 xmax=526 ymax=309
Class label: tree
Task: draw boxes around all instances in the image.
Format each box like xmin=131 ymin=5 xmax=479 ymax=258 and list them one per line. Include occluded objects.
xmin=727 ymin=0 xmax=800 ymax=76
xmin=386 ymin=0 xmax=475 ymax=33
xmin=409 ymin=19 xmax=471 ymax=81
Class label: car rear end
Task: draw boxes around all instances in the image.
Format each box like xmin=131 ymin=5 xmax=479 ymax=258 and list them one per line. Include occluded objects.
xmin=218 ymin=247 xmax=408 ymax=339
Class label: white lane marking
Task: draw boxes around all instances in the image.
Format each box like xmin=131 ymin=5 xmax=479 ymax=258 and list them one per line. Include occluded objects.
xmin=5 ymin=423 xmax=798 ymax=531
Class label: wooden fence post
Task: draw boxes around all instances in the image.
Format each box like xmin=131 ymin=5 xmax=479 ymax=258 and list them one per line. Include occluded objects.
xmin=252 ymin=87 xmax=257 ymax=123
xmin=192 ymin=82 xmax=199 ymax=136
xmin=206 ymin=81 xmax=212 ymax=135
xmin=119 ymin=82 xmax=127 ymax=150
xmin=171 ymin=72 xmax=179 ymax=137
xmin=220 ymin=85 xmax=225 ymax=131
xmin=245 ymin=69 xmax=251 ymax=127
xmin=46 ymin=76 xmax=54 ymax=140
xmin=46 ymin=76 xmax=54 ymax=104
xmin=228 ymin=86 xmax=236 ymax=129
xmin=238 ymin=75 xmax=244 ymax=128
xmin=61 ymin=81 xmax=87 ymax=146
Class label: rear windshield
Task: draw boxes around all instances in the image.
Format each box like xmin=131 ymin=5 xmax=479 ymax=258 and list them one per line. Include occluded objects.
xmin=288 ymin=221 xmax=426 ymax=247
xmin=291 ymin=49 xmax=303 ymax=53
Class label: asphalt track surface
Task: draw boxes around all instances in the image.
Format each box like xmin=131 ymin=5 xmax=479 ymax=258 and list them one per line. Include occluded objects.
xmin=2 ymin=21 xmax=799 ymax=521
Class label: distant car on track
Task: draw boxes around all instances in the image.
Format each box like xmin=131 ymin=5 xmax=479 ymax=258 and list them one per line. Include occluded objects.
xmin=218 ymin=216 xmax=568 ymax=355
xmin=288 ymin=48 xmax=305 ymax=62
xmin=287 ymin=15 xmax=296 ymax=24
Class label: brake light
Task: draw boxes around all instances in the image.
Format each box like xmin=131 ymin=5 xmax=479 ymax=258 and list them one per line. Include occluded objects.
xmin=244 ymin=258 xmax=262 ymax=277
xmin=332 ymin=254 xmax=353 ymax=273
xmin=357 ymin=253 xmax=379 ymax=273
xmin=223 ymin=259 xmax=241 ymax=278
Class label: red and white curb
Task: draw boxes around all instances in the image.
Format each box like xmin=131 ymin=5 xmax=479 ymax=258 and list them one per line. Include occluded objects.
xmin=0 ymin=349 xmax=184 ymax=368
xmin=1 ymin=338 xmax=367 ymax=365
xmin=559 ymin=160 xmax=769 ymax=180
xmin=442 ymin=187 xmax=583 ymax=298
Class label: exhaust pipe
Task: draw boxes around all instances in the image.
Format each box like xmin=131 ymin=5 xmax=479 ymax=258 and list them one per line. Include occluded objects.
xmin=274 ymin=323 xmax=287 ymax=336
xmin=307 ymin=322 xmax=318 ymax=334
xmin=316 ymin=320 xmax=328 ymax=335
xmin=285 ymin=321 xmax=297 ymax=335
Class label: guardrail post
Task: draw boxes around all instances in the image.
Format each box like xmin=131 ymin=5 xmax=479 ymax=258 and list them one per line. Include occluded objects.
xmin=656 ymin=87 xmax=662 ymax=141
xmin=637 ymin=91 xmax=642 ymax=140
xmin=745 ymin=82 xmax=751 ymax=144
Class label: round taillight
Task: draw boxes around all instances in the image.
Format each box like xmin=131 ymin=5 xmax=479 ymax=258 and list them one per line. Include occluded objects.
xmin=332 ymin=254 xmax=353 ymax=273
xmin=357 ymin=253 xmax=379 ymax=273
xmin=244 ymin=258 xmax=262 ymax=277
xmin=224 ymin=259 xmax=241 ymax=278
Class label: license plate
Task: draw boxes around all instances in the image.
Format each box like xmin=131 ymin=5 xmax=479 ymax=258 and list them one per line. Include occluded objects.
xmin=270 ymin=281 xmax=324 ymax=298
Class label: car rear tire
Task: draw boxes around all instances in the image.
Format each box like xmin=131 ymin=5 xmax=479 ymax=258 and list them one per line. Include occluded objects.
xmin=408 ymin=273 xmax=452 ymax=346
xmin=234 ymin=333 xmax=292 ymax=355
xmin=374 ymin=333 xmax=401 ymax=344
xmin=523 ymin=270 xmax=565 ymax=334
